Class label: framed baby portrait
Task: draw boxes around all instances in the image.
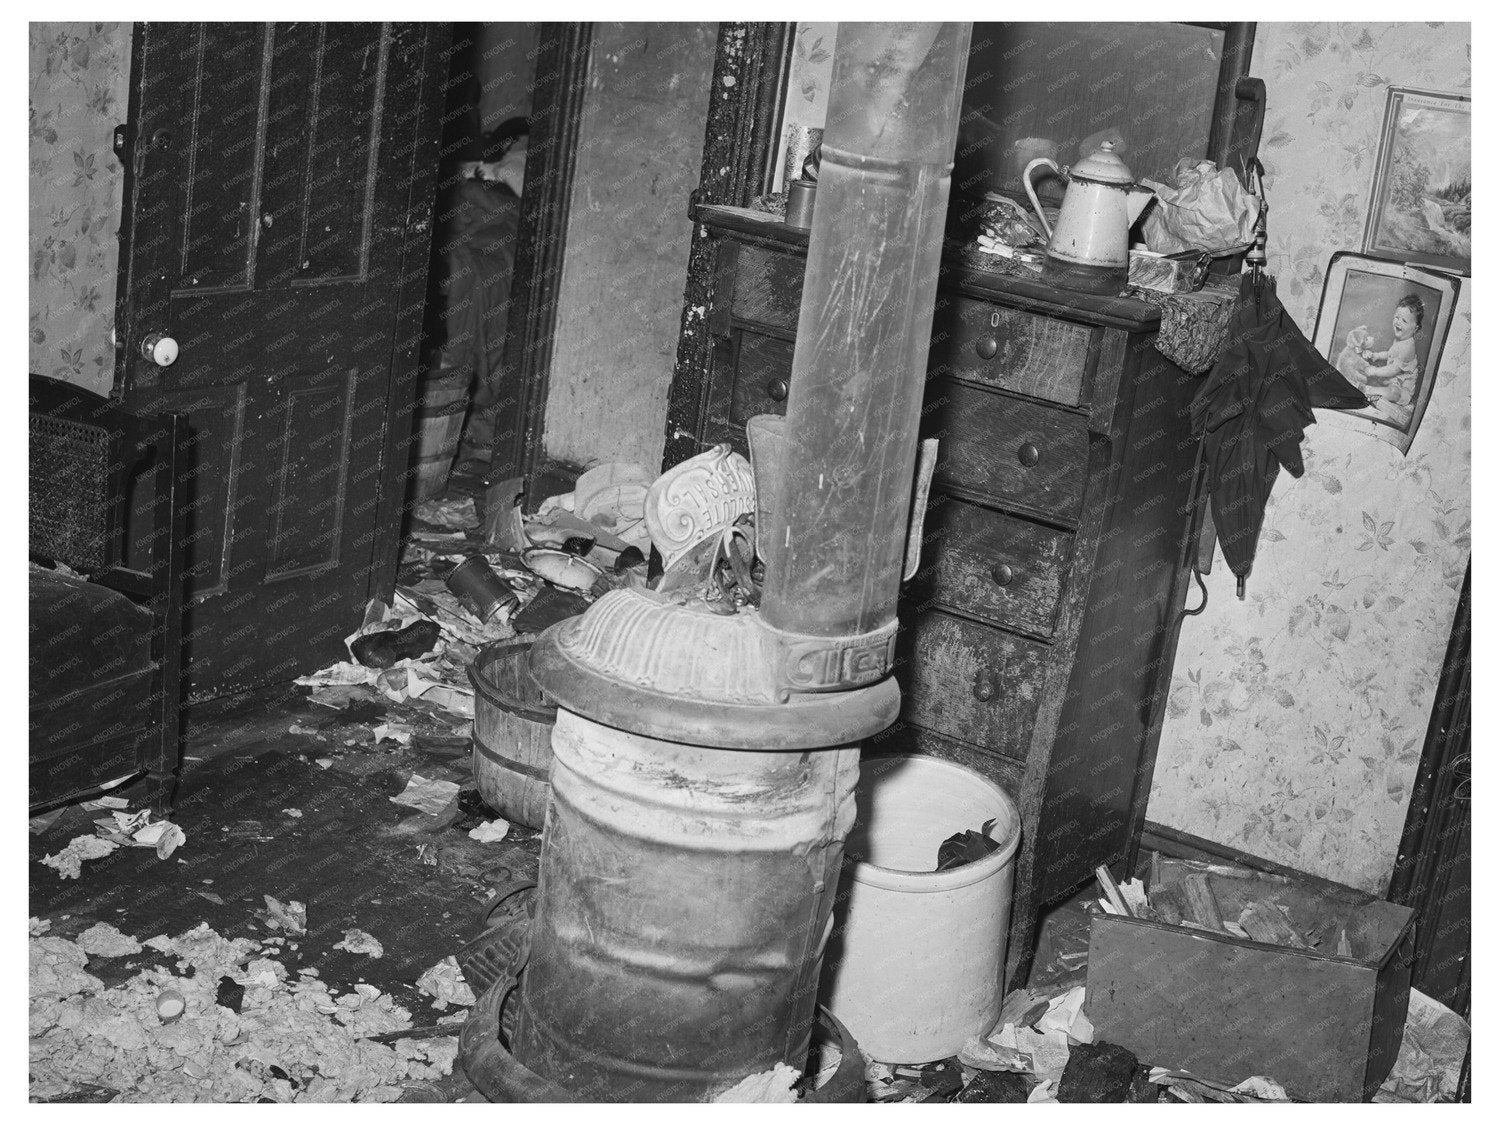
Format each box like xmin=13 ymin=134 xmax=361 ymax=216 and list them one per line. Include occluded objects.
xmin=1312 ymin=252 xmax=1460 ymax=454
xmin=1362 ymin=87 xmax=1470 ymax=275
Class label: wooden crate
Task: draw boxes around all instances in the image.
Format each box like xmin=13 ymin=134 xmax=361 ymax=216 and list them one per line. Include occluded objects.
xmin=1086 ymin=876 xmax=1415 ymax=1102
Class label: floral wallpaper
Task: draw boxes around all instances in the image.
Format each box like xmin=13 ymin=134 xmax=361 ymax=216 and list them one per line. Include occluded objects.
xmin=30 ymin=22 xmax=131 ymax=395
xmin=770 ymin=23 xmax=836 ymax=191
xmin=1146 ymin=23 xmax=1471 ymax=894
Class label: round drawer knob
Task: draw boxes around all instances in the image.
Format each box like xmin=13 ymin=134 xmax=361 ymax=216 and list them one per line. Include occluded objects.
xmin=1018 ymin=441 xmax=1041 ymax=468
xmin=990 ymin=563 xmax=1015 ymax=587
xmin=975 ymin=334 xmax=999 ymax=360
xmin=766 ymin=378 xmax=789 ymax=402
xmin=972 ymin=671 xmax=996 ymax=703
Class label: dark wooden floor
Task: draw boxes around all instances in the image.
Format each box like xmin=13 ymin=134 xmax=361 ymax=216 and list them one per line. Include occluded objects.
xmin=30 ymin=683 xmax=544 ymax=1101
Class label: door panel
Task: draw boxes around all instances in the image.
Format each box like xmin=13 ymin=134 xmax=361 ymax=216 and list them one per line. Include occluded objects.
xmin=119 ymin=22 xmax=444 ymax=697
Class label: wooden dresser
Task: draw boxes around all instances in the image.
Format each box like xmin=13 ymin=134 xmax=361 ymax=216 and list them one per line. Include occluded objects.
xmin=665 ymin=203 xmax=1205 ymax=986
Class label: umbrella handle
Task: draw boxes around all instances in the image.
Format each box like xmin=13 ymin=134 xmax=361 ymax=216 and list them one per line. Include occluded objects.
xmin=1181 ymin=567 xmax=1209 ymax=619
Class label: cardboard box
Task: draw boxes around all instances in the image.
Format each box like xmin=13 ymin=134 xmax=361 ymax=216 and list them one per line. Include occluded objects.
xmin=1086 ymin=863 xmax=1416 ymax=1102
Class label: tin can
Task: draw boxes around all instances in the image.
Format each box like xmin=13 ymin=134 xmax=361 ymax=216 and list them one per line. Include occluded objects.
xmin=785 ymin=179 xmax=817 ymax=230
xmin=446 ymin=556 xmax=520 ymax=624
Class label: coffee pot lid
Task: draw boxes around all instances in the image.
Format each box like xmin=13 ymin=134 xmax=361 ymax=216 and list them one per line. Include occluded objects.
xmin=1071 ymin=141 xmax=1135 ymax=185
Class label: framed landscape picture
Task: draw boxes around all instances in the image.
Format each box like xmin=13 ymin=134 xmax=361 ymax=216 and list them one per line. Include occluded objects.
xmin=1362 ymin=87 xmax=1471 ymax=275
xmin=1313 ymin=252 xmax=1460 ymax=455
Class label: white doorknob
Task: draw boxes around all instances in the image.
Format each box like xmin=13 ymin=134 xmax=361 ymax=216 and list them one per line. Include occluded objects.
xmin=140 ymin=332 xmax=179 ymax=367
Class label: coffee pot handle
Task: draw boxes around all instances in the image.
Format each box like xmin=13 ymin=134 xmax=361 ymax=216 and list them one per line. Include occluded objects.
xmin=1022 ymin=157 xmax=1060 ymax=239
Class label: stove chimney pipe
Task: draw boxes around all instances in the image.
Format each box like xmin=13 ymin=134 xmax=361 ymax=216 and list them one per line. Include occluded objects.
xmin=761 ymin=23 xmax=969 ymax=653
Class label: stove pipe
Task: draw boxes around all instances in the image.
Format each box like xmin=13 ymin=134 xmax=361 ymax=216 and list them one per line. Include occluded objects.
xmin=761 ymin=23 xmax=968 ymax=648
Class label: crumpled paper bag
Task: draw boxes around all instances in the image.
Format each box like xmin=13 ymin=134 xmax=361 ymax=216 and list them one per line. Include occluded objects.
xmin=1141 ymin=159 xmax=1260 ymax=255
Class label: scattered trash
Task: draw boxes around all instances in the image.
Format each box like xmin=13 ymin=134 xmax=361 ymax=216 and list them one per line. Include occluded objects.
xmin=390 ymin=774 xmax=463 ymax=819
xmin=76 ymin=923 xmax=143 ymax=959
xmin=1149 ymin=1067 xmax=1289 ymax=1103
xmin=936 ymin=819 xmax=1002 ymax=871
xmin=29 ymin=808 xmax=66 ymax=834
xmin=261 ymin=896 xmax=307 ymax=937
xmin=413 ymin=495 xmax=480 ymax=531
xmin=41 ymin=834 xmax=120 ymax=880
xmin=467 ymin=819 xmax=510 ymax=844
xmin=29 ymin=924 xmax=454 ymax=1102
xmin=444 ymin=556 xmax=520 ymax=625
xmin=351 ymin=619 xmax=443 ymax=670
xmin=132 ymin=820 xmax=187 ymax=859
xmin=333 ymin=930 xmax=385 ymax=959
xmin=155 ymin=988 xmax=186 ymax=1023
xmin=30 ymin=917 xmax=52 ymax=936
xmin=713 ymin=1062 xmax=802 ymax=1103
xmin=282 ymin=808 xmax=303 ymax=819
xmin=80 ymin=796 xmax=131 ymax=812
xmin=1058 ymin=1041 xmax=1139 ymax=1102
xmin=371 ymin=722 xmax=414 ymax=747
xmin=415 ymin=956 xmax=475 ymax=1011
xmin=1376 ymin=988 xmax=1469 ymax=1103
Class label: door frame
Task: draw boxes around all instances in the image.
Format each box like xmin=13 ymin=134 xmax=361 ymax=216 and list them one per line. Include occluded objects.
xmin=488 ymin=23 xmax=593 ymax=500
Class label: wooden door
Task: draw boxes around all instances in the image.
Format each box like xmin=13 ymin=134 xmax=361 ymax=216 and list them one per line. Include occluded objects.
xmin=117 ymin=23 xmax=445 ymax=698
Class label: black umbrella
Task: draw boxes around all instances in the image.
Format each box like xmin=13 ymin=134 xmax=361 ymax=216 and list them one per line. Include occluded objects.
xmin=1190 ymin=270 xmax=1368 ymax=597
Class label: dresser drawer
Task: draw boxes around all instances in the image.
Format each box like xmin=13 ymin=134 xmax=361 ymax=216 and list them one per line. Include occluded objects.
xmin=917 ymin=495 xmax=1072 ymax=638
xmin=729 ymin=245 xmax=803 ymax=333
xmin=729 ymin=332 xmax=793 ymax=425
xmin=930 ymin=294 xmax=1094 ymax=405
xmin=925 ymin=379 xmax=1089 ymax=522
xmin=895 ymin=608 xmax=1047 ymax=763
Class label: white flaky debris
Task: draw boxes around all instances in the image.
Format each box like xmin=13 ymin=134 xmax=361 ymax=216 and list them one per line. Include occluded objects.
xmin=415 ymin=956 xmax=475 ymax=1010
xmin=333 ymin=929 xmax=384 ymax=958
xmin=262 ymin=896 xmax=307 ymax=936
xmin=76 ymin=922 xmax=144 ymax=958
xmin=467 ymin=819 xmax=510 ymax=844
xmin=713 ymin=1062 xmax=801 ymax=1103
xmin=29 ymin=923 xmax=455 ymax=1102
xmin=41 ymin=835 xmax=120 ymax=879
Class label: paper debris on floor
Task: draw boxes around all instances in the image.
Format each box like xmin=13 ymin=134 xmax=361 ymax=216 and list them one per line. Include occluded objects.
xmin=1027 ymin=1078 xmax=1059 ymax=1102
xmin=959 ymin=984 xmax=1087 ymax=1082
xmin=41 ymin=835 xmax=120 ymax=879
xmin=391 ymin=774 xmax=462 ymax=818
xmin=333 ymin=930 xmax=385 ymax=959
xmin=133 ymin=820 xmax=187 ymax=859
xmin=468 ymin=819 xmax=510 ymax=844
xmin=30 ymin=809 xmax=66 ymax=834
xmin=1375 ymin=988 xmax=1469 ymax=1103
xmin=261 ymin=896 xmax=307 ymax=936
xmin=413 ymin=496 xmax=479 ymax=531
xmin=415 ymin=956 xmax=476 ymax=1010
xmin=1149 ymin=1067 xmax=1289 ymax=1103
xmin=29 ymin=923 xmax=456 ymax=1102
xmin=371 ymin=722 xmax=414 ymax=747
xmin=80 ymin=796 xmax=131 ymax=811
xmin=713 ymin=1062 xmax=801 ymax=1103
xmin=76 ymin=923 xmax=143 ymax=959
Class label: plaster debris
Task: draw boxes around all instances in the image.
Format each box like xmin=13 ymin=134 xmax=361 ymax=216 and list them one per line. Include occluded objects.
xmin=261 ymin=896 xmax=307 ymax=936
xmin=41 ymin=834 xmax=120 ymax=880
xmin=468 ymin=819 xmax=510 ymax=844
xmin=713 ymin=1062 xmax=801 ymax=1103
xmin=30 ymin=917 xmax=52 ymax=936
xmin=76 ymin=923 xmax=143 ymax=959
xmin=29 ymin=924 xmax=454 ymax=1102
xmin=416 ymin=956 xmax=476 ymax=1010
xmin=333 ymin=929 xmax=385 ymax=958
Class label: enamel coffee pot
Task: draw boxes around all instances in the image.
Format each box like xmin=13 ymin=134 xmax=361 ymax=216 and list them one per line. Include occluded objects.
xmin=1023 ymin=141 xmax=1156 ymax=295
